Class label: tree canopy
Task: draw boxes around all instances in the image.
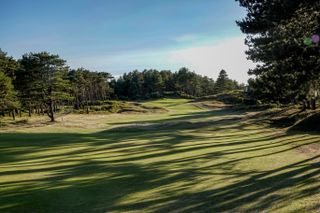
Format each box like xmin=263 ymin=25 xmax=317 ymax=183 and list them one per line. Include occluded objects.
xmin=0 ymin=49 xmax=243 ymax=121
xmin=237 ymin=0 xmax=320 ymax=108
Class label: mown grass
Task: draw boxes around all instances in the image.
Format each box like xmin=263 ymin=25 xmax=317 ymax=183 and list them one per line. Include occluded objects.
xmin=0 ymin=98 xmax=319 ymax=212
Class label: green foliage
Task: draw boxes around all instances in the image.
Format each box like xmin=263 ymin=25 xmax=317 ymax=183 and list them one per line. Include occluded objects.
xmin=0 ymin=71 xmax=20 ymax=111
xmin=113 ymin=68 xmax=240 ymax=100
xmin=214 ymin=69 xmax=239 ymax=93
xmin=17 ymin=52 xmax=71 ymax=121
xmin=237 ymin=0 xmax=320 ymax=105
xmin=196 ymin=90 xmax=245 ymax=105
xmin=214 ymin=91 xmax=244 ymax=104
xmin=0 ymin=48 xmax=242 ymax=119
xmin=0 ymin=49 xmax=19 ymax=79
xmin=68 ymin=68 xmax=113 ymax=109
xmin=9 ymin=52 xmax=114 ymax=121
xmin=0 ymin=50 xmax=20 ymax=112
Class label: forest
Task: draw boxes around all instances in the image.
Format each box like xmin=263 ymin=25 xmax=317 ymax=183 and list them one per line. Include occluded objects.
xmin=0 ymin=50 xmax=243 ymax=121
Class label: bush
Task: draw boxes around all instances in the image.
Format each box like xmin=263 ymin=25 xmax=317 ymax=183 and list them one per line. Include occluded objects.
xmin=109 ymin=102 xmax=120 ymax=113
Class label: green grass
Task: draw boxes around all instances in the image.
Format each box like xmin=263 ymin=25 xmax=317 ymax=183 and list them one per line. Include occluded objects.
xmin=0 ymin=98 xmax=320 ymax=212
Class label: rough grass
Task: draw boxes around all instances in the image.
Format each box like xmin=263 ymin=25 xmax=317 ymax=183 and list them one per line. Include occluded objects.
xmin=0 ymin=99 xmax=320 ymax=212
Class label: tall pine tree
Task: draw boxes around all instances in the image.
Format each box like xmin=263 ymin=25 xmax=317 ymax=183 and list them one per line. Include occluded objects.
xmin=17 ymin=52 xmax=71 ymax=121
xmin=237 ymin=0 xmax=320 ymax=107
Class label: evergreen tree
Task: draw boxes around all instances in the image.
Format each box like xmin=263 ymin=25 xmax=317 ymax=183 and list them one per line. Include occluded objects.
xmin=0 ymin=50 xmax=20 ymax=119
xmin=18 ymin=52 xmax=71 ymax=121
xmin=143 ymin=69 xmax=163 ymax=97
xmin=214 ymin=70 xmax=235 ymax=94
xmin=237 ymin=0 xmax=320 ymax=107
xmin=0 ymin=49 xmax=19 ymax=79
xmin=68 ymin=68 xmax=113 ymax=111
xmin=160 ymin=70 xmax=175 ymax=92
xmin=0 ymin=71 xmax=20 ymax=119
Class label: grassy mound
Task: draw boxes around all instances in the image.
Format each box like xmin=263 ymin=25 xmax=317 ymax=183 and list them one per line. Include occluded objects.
xmin=195 ymin=90 xmax=263 ymax=107
xmin=195 ymin=90 xmax=245 ymax=104
xmin=76 ymin=101 xmax=167 ymax=114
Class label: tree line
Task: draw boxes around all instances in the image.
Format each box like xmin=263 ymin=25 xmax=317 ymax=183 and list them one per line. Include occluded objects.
xmin=112 ymin=68 xmax=242 ymax=100
xmin=0 ymin=50 xmax=242 ymax=121
xmin=237 ymin=0 xmax=320 ymax=109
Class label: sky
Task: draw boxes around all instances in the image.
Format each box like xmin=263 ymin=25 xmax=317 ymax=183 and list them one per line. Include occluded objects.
xmin=1 ymin=0 xmax=254 ymax=83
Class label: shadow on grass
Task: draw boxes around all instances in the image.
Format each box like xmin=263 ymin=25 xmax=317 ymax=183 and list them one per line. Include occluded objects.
xmin=288 ymin=113 xmax=320 ymax=133
xmin=0 ymin=109 xmax=320 ymax=212
xmin=109 ymin=108 xmax=247 ymax=127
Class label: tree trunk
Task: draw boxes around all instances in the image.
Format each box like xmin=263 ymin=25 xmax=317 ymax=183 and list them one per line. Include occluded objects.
xmin=306 ymin=100 xmax=311 ymax=109
xmin=12 ymin=109 xmax=15 ymax=120
xmin=29 ymin=107 xmax=32 ymax=117
xmin=302 ymin=100 xmax=307 ymax=111
xmin=47 ymin=100 xmax=55 ymax=122
xmin=302 ymin=99 xmax=311 ymax=110
xmin=86 ymin=100 xmax=89 ymax=114
xmin=311 ymin=98 xmax=316 ymax=110
xmin=75 ymin=97 xmax=80 ymax=110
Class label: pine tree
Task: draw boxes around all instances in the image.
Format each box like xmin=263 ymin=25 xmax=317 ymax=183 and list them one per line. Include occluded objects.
xmin=0 ymin=50 xmax=20 ymax=119
xmin=0 ymin=49 xmax=19 ymax=79
xmin=214 ymin=70 xmax=234 ymax=94
xmin=237 ymin=0 xmax=320 ymax=107
xmin=18 ymin=52 xmax=71 ymax=121
xmin=0 ymin=71 xmax=20 ymax=119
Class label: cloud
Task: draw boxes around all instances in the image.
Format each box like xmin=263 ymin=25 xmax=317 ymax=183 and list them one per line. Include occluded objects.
xmin=67 ymin=36 xmax=255 ymax=84
xmin=168 ymin=36 xmax=255 ymax=83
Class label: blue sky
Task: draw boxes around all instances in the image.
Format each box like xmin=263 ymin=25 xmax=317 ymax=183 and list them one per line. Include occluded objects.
xmin=1 ymin=0 xmax=253 ymax=82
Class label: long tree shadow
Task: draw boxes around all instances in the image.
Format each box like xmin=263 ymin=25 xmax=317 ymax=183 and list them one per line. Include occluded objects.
xmin=0 ymin=109 xmax=320 ymax=212
xmin=109 ymin=108 xmax=247 ymax=126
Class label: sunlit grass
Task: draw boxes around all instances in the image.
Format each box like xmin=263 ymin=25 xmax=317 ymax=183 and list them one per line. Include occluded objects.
xmin=0 ymin=99 xmax=319 ymax=212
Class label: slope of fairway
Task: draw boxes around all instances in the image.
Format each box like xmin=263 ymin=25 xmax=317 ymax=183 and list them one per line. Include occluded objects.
xmin=0 ymin=99 xmax=319 ymax=212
